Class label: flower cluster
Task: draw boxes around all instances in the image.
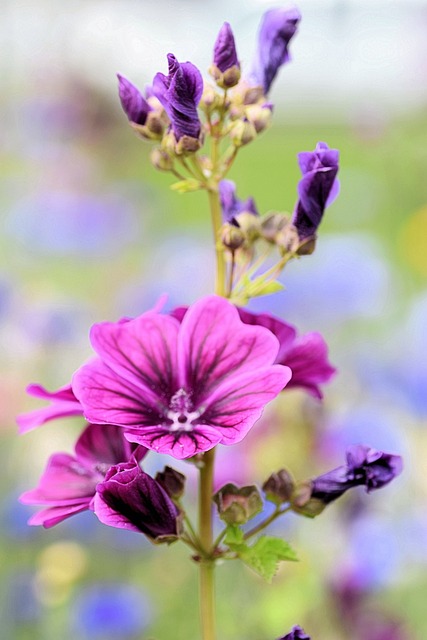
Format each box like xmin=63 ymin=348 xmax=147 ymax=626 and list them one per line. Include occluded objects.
xmin=18 ymin=6 xmax=404 ymax=639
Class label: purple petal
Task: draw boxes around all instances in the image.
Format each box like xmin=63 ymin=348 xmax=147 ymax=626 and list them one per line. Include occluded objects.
xmin=153 ymin=54 xmax=203 ymax=140
xmin=278 ymin=626 xmax=311 ymax=640
xmin=87 ymin=312 xmax=180 ymax=404
xmin=72 ymin=358 xmax=165 ymax=428
xmin=237 ymin=308 xmax=297 ymax=362
xmin=20 ymin=453 xmax=100 ymax=503
xmin=94 ymin=461 xmax=180 ymax=540
xmin=125 ymin=425 xmax=222 ymax=460
xmin=201 ymin=365 xmax=292 ymax=445
xmin=27 ymin=502 xmax=92 ymax=528
xmin=292 ymin=142 xmax=340 ymax=241
xmin=117 ymin=74 xmax=152 ymax=125
xmin=213 ymin=22 xmax=239 ymax=73
xmin=75 ymin=423 xmax=146 ymax=468
xmin=279 ymin=331 xmax=336 ymax=398
xmin=178 ymin=296 xmax=282 ymax=404
xmin=250 ymin=7 xmax=301 ymax=94
xmin=17 ymin=383 xmax=82 ymax=434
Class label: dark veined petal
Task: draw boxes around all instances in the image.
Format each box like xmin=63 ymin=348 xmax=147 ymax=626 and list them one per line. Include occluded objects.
xmin=94 ymin=460 xmax=180 ymax=541
xmin=124 ymin=425 xmax=221 ymax=460
xmin=85 ymin=311 xmax=180 ymax=404
xmin=178 ymin=295 xmax=281 ymax=405
xmin=200 ymin=365 xmax=292 ymax=445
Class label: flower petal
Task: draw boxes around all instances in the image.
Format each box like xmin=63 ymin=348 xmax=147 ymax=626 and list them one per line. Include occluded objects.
xmin=201 ymin=365 xmax=292 ymax=445
xmin=27 ymin=502 xmax=92 ymax=528
xmin=124 ymin=425 xmax=222 ymax=459
xmin=73 ymin=359 xmax=165 ymax=428
xmin=17 ymin=383 xmax=82 ymax=434
xmin=178 ymin=296 xmax=281 ymax=404
xmin=88 ymin=312 xmax=180 ymax=404
xmin=75 ymin=423 xmax=146 ymax=468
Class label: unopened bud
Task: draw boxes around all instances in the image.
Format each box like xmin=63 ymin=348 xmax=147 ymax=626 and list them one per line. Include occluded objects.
xmin=230 ymin=120 xmax=257 ymax=147
xmin=150 ymin=147 xmax=174 ymax=171
xmin=155 ymin=466 xmax=186 ymax=500
xmin=275 ymin=223 xmax=300 ymax=254
xmin=260 ymin=212 xmax=289 ymax=242
xmin=245 ymin=104 xmax=272 ymax=133
xmin=235 ymin=212 xmax=260 ymax=243
xmin=221 ymin=223 xmax=245 ymax=251
xmin=210 ymin=64 xmax=241 ymax=89
xmin=243 ymin=86 xmax=265 ymax=105
xmin=262 ymin=469 xmax=295 ymax=505
xmin=296 ymin=236 xmax=317 ymax=255
xmin=175 ymin=134 xmax=203 ymax=156
xmin=213 ymin=483 xmax=263 ymax=525
xmin=200 ymin=84 xmax=221 ymax=111
xmin=291 ymin=481 xmax=325 ymax=518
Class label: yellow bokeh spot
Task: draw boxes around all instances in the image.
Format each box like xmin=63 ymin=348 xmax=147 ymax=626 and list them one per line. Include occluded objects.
xmin=399 ymin=206 xmax=427 ymax=277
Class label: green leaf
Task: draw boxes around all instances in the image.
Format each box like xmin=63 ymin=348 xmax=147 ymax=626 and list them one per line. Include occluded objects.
xmin=170 ymin=179 xmax=201 ymax=193
xmin=239 ymin=536 xmax=298 ymax=583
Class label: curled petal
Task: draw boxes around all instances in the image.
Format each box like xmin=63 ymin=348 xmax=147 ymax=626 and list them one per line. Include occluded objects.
xmin=94 ymin=461 xmax=180 ymax=541
xmin=213 ymin=22 xmax=239 ymax=72
xmin=117 ymin=74 xmax=152 ymax=125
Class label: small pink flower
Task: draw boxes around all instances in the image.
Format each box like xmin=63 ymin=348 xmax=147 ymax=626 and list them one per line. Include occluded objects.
xmin=73 ymin=296 xmax=291 ymax=459
xmin=20 ymin=423 xmax=146 ymax=527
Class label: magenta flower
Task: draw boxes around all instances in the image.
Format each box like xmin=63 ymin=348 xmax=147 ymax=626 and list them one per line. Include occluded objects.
xmin=278 ymin=626 xmax=311 ymax=640
xmin=291 ymin=142 xmax=340 ymax=243
xmin=73 ymin=296 xmax=291 ymax=459
xmin=153 ymin=53 xmax=203 ymax=142
xmin=232 ymin=308 xmax=335 ymax=399
xmin=117 ymin=74 xmax=152 ymax=126
xmin=94 ymin=460 xmax=181 ymax=542
xmin=20 ymin=423 xmax=145 ymax=527
xmin=17 ymin=383 xmax=82 ymax=434
xmin=250 ymin=7 xmax=301 ymax=94
xmin=311 ymin=445 xmax=403 ymax=505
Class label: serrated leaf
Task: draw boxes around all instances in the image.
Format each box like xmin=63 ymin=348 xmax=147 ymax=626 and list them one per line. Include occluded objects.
xmin=170 ymin=179 xmax=201 ymax=193
xmin=239 ymin=536 xmax=298 ymax=583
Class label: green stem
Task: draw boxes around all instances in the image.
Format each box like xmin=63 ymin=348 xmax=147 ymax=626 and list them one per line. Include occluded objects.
xmin=199 ymin=448 xmax=216 ymax=640
xmin=208 ymin=187 xmax=226 ymax=297
xmin=244 ymin=505 xmax=291 ymax=540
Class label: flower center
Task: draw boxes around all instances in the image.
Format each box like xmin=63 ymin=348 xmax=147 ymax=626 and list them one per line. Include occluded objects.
xmin=166 ymin=388 xmax=200 ymax=432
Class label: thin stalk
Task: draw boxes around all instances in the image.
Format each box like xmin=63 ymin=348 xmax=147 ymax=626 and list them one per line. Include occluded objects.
xmin=226 ymin=250 xmax=236 ymax=298
xmin=208 ymin=187 xmax=226 ymax=297
xmin=198 ymin=448 xmax=216 ymax=640
xmin=244 ymin=505 xmax=291 ymax=541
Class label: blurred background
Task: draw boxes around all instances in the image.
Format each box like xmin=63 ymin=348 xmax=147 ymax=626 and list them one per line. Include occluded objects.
xmin=1 ymin=0 xmax=427 ymax=638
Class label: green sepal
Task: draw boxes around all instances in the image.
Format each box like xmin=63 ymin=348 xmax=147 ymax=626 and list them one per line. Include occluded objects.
xmin=224 ymin=524 xmax=245 ymax=546
xmin=170 ymin=179 xmax=201 ymax=193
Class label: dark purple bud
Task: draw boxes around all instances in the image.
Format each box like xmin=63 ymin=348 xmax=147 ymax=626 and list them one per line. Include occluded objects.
xmin=291 ymin=142 xmax=339 ymax=245
xmin=251 ymin=7 xmax=301 ymax=94
xmin=311 ymin=445 xmax=403 ymax=506
xmin=278 ymin=625 xmax=311 ymax=640
xmin=155 ymin=466 xmax=186 ymax=500
xmin=117 ymin=74 xmax=152 ymax=126
xmin=214 ymin=22 xmax=239 ymax=73
xmin=213 ymin=483 xmax=263 ymax=525
xmin=94 ymin=460 xmax=181 ymax=543
xmin=211 ymin=23 xmax=240 ymax=88
xmin=263 ymin=469 xmax=295 ymax=505
xmin=153 ymin=53 xmax=203 ymax=144
xmin=219 ymin=180 xmax=259 ymax=226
